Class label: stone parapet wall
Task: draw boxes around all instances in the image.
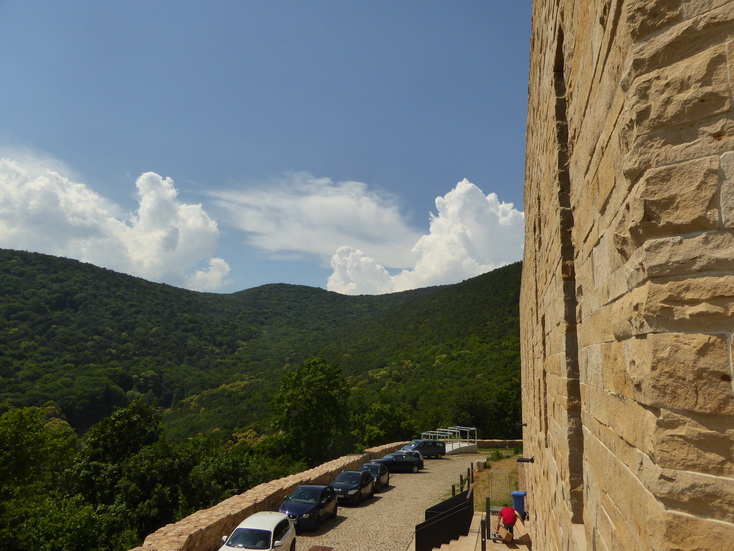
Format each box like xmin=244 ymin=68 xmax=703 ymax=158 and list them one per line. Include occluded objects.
xmin=475 ymin=439 xmax=522 ymax=449
xmin=522 ymin=1 xmax=734 ymax=550
xmin=131 ymin=442 xmax=403 ymax=551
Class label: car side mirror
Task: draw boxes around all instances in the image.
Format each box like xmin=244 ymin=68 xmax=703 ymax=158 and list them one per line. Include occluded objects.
xmin=273 ymin=540 xmax=284 ymax=548
xmin=221 ymin=535 xmax=227 ymax=543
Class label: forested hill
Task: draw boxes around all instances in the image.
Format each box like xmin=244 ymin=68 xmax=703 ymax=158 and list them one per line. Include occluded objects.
xmin=0 ymin=248 xmax=521 ymax=438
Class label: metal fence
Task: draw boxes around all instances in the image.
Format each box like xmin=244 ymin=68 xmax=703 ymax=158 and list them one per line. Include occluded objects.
xmin=414 ymin=487 xmax=474 ymax=551
xmin=487 ymin=469 xmax=516 ymax=509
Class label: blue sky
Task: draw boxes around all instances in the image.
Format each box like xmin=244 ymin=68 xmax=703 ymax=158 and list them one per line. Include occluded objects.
xmin=0 ymin=1 xmax=531 ymax=294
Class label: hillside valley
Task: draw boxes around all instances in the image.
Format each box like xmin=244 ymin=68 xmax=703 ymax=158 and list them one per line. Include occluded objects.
xmin=1 ymin=248 xmax=521 ymax=439
xmin=0 ymin=248 xmax=521 ymax=550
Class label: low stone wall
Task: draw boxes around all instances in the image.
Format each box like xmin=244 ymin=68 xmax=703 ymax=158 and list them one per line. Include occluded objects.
xmin=476 ymin=439 xmax=522 ymax=449
xmin=131 ymin=442 xmax=404 ymax=551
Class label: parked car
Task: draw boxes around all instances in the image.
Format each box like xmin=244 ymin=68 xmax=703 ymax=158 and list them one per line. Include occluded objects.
xmin=402 ymin=439 xmax=447 ymax=458
xmin=399 ymin=449 xmax=424 ymax=461
xmin=331 ymin=469 xmax=375 ymax=505
xmin=278 ymin=484 xmax=338 ymax=531
xmin=219 ymin=511 xmax=296 ymax=551
xmin=358 ymin=461 xmax=390 ymax=491
xmin=371 ymin=452 xmax=424 ymax=473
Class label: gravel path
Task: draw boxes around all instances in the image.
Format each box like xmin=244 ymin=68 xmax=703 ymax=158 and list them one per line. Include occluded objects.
xmin=296 ymin=453 xmax=484 ymax=551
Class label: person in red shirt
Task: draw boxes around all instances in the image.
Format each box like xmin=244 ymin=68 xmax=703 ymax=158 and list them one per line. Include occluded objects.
xmin=497 ymin=504 xmax=520 ymax=537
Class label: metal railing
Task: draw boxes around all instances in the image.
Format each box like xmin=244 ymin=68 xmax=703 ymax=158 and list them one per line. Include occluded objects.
xmin=414 ymin=487 xmax=474 ymax=551
xmin=421 ymin=426 xmax=478 ymax=448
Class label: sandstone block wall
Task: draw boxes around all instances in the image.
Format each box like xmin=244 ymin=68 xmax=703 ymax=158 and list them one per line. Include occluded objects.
xmin=131 ymin=442 xmax=403 ymax=551
xmin=521 ymin=1 xmax=734 ymax=550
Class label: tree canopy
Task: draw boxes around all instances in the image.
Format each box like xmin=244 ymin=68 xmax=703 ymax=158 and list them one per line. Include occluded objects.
xmin=0 ymin=249 xmax=522 ymax=441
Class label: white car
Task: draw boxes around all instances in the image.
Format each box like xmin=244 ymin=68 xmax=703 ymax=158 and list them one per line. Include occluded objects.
xmin=219 ymin=511 xmax=296 ymax=551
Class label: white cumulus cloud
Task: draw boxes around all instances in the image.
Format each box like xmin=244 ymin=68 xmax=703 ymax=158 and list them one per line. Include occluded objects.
xmin=208 ymin=172 xmax=422 ymax=268
xmin=327 ymin=179 xmax=524 ymax=294
xmin=0 ymin=155 xmax=230 ymax=291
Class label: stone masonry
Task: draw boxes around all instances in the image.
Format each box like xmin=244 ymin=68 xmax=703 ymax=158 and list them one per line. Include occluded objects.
xmin=521 ymin=1 xmax=734 ymax=550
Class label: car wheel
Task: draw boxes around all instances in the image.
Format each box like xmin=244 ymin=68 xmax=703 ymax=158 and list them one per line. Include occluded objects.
xmin=330 ymin=504 xmax=338 ymax=519
xmin=368 ymin=485 xmax=374 ymax=499
xmin=412 ymin=465 xmax=419 ymax=473
xmin=437 ymin=453 xmax=443 ymax=459
xmin=290 ymin=540 xmax=296 ymax=551
xmin=375 ymin=480 xmax=381 ymax=492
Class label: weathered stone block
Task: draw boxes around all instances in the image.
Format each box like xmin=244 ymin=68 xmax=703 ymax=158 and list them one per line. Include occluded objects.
xmin=613 ymin=276 xmax=734 ymax=338
xmin=624 ymin=0 xmax=684 ymax=41
xmin=625 ymin=332 xmax=734 ymax=414
xmin=720 ymin=151 xmax=734 ymax=229
xmin=622 ymin=113 xmax=734 ymax=186
xmin=652 ymin=409 xmax=734 ymax=477
xmin=624 ymin=232 xmax=734 ymax=287
xmin=622 ymin=5 xmax=734 ymax=90
xmin=625 ymin=45 xmax=732 ymax=137
xmin=627 ymin=156 xmax=720 ymax=243
xmin=652 ymin=510 xmax=734 ymax=551
xmin=684 ymin=0 xmax=734 ymax=18
xmin=638 ymin=451 xmax=734 ymax=521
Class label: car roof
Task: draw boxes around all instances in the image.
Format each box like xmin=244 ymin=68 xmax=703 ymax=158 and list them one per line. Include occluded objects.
xmin=234 ymin=511 xmax=289 ymax=530
xmin=294 ymin=484 xmax=329 ymax=490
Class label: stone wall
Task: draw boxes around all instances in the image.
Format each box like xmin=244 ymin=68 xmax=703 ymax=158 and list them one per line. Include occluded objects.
xmin=131 ymin=442 xmax=403 ymax=551
xmin=476 ymin=439 xmax=523 ymax=449
xmin=521 ymin=1 xmax=734 ymax=550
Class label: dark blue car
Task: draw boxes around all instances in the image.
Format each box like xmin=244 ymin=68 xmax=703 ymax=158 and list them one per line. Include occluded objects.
xmin=371 ymin=452 xmax=424 ymax=473
xmin=278 ymin=484 xmax=338 ymax=531
xmin=331 ymin=470 xmax=375 ymax=505
xmin=358 ymin=461 xmax=390 ymax=491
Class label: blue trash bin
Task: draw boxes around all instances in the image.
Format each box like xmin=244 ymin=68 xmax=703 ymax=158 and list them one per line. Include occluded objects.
xmin=511 ymin=491 xmax=527 ymax=518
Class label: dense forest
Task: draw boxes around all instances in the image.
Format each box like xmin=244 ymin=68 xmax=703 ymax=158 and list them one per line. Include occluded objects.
xmin=0 ymin=249 xmax=521 ymax=550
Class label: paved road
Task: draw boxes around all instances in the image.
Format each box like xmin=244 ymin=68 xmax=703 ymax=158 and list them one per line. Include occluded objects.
xmin=296 ymin=453 xmax=484 ymax=551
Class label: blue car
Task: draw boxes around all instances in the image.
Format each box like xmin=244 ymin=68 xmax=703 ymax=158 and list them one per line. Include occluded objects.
xmin=371 ymin=452 xmax=424 ymax=473
xmin=358 ymin=461 xmax=390 ymax=491
xmin=278 ymin=484 xmax=338 ymax=531
xmin=331 ymin=470 xmax=375 ymax=505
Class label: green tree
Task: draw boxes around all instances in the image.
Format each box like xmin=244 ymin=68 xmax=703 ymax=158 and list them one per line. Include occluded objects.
xmin=71 ymin=398 xmax=162 ymax=506
xmin=271 ymin=356 xmax=350 ymax=465
xmin=350 ymin=398 xmax=416 ymax=449
xmin=0 ymin=406 xmax=98 ymax=551
xmin=0 ymin=404 xmax=76 ymax=489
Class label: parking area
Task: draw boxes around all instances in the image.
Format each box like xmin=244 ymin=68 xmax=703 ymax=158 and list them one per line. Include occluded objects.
xmin=296 ymin=452 xmax=483 ymax=551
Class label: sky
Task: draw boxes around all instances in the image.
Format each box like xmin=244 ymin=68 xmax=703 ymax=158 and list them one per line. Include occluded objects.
xmin=0 ymin=1 xmax=531 ymax=295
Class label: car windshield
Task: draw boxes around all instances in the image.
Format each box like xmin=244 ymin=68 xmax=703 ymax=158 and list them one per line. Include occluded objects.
xmin=335 ymin=472 xmax=360 ymax=484
xmin=225 ymin=527 xmax=272 ymax=549
xmin=289 ymin=487 xmax=319 ymax=504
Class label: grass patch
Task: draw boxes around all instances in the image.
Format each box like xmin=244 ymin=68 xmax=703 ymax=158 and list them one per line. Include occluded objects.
xmin=473 ymin=448 xmax=521 ymax=512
